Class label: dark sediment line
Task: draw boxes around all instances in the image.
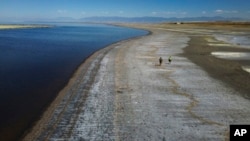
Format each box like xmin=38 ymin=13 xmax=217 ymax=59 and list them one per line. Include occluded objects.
xmin=22 ymin=44 xmax=114 ymax=141
xmin=182 ymin=36 xmax=250 ymax=99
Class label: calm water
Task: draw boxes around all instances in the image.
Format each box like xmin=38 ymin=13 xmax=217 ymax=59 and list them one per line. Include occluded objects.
xmin=0 ymin=23 xmax=148 ymax=140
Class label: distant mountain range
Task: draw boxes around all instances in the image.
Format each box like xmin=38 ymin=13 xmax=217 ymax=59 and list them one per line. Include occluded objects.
xmin=79 ymin=16 xmax=246 ymax=23
xmin=1 ymin=16 xmax=249 ymax=23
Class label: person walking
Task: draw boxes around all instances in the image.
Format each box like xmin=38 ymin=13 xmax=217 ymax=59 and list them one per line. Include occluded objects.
xmin=168 ymin=56 xmax=172 ymax=64
xmin=159 ymin=57 xmax=163 ymax=66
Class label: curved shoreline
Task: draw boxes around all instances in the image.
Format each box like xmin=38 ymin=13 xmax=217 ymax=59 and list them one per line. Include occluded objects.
xmin=22 ymin=29 xmax=150 ymax=141
xmin=22 ymin=23 xmax=250 ymax=141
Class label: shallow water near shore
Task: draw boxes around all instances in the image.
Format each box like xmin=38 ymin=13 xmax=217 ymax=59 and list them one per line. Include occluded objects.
xmin=214 ymin=34 xmax=250 ymax=48
xmin=0 ymin=23 xmax=147 ymax=140
xmin=211 ymin=52 xmax=250 ymax=60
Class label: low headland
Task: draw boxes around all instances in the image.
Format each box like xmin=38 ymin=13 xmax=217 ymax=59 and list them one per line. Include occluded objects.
xmin=0 ymin=24 xmax=51 ymax=29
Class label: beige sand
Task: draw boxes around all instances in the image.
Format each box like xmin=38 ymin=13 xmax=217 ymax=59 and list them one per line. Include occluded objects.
xmin=0 ymin=24 xmax=50 ymax=29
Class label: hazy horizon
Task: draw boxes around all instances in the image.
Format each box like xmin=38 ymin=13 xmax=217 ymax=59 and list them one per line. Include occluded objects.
xmin=0 ymin=0 xmax=250 ymax=22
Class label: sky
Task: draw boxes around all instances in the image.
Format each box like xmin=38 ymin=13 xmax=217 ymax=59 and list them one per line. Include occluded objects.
xmin=0 ymin=0 xmax=250 ymax=21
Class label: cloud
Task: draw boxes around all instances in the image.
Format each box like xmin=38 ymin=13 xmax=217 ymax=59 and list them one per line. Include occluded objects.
xmin=57 ymin=9 xmax=67 ymax=14
xmin=151 ymin=11 xmax=158 ymax=15
xmin=215 ymin=9 xmax=223 ymax=14
xmin=151 ymin=11 xmax=189 ymax=17
xmin=119 ymin=11 xmax=124 ymax=14
xmin=151 ymin=11 xmax=177 ymax=16
xmin=202 ymin=11 xmax=207 ymax=14
xmin=215 ymin=9 xmax=238 ymax=14
xmin=101 ymin=11 xmax=109 ymax=15
xmin=163 ymin=11 xmax=177 ymax=15
xmin=180 ymin=12 xmax=187 ymax=15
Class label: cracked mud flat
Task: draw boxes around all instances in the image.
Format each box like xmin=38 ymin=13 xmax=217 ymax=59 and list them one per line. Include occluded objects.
xmin=24 ymin=26 xmax=250 ymax=141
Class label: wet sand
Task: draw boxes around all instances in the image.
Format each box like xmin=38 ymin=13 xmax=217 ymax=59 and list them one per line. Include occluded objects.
xmin=184 ymin=36 xmax=250 ymax=98
xmin=23 ymin=23 xmax=250 ymax=141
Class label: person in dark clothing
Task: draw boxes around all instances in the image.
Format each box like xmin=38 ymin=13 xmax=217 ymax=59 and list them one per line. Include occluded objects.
xmin=159 ymin=57 xmax=163 ymax=66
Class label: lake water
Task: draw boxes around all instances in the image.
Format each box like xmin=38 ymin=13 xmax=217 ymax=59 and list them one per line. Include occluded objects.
xmin=0 ymin=23 xmax=148 ymax=140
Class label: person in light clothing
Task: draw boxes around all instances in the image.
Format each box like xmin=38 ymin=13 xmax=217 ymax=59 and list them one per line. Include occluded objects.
xmin=168 ymin=56 xmax=172 ymax=64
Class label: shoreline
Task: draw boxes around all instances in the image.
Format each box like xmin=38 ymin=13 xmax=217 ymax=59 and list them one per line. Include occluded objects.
xmin=22 ymin=43 xmax=113 ymax=141
xmin=23 ymin=23 xmax=250 ymax=140
xmin=22 ymin=29 xmax=151 ymax=141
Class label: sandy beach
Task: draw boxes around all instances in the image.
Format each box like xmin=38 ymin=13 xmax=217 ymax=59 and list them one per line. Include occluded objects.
xmin=23 ymin=23 xmax=250 ymax=141
xmin=0 ymin=24 xmax=51 ymax=29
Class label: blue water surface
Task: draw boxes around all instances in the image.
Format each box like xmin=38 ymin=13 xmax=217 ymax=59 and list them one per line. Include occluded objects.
xmin=0 ymin=23 xmax=148 ymax=140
